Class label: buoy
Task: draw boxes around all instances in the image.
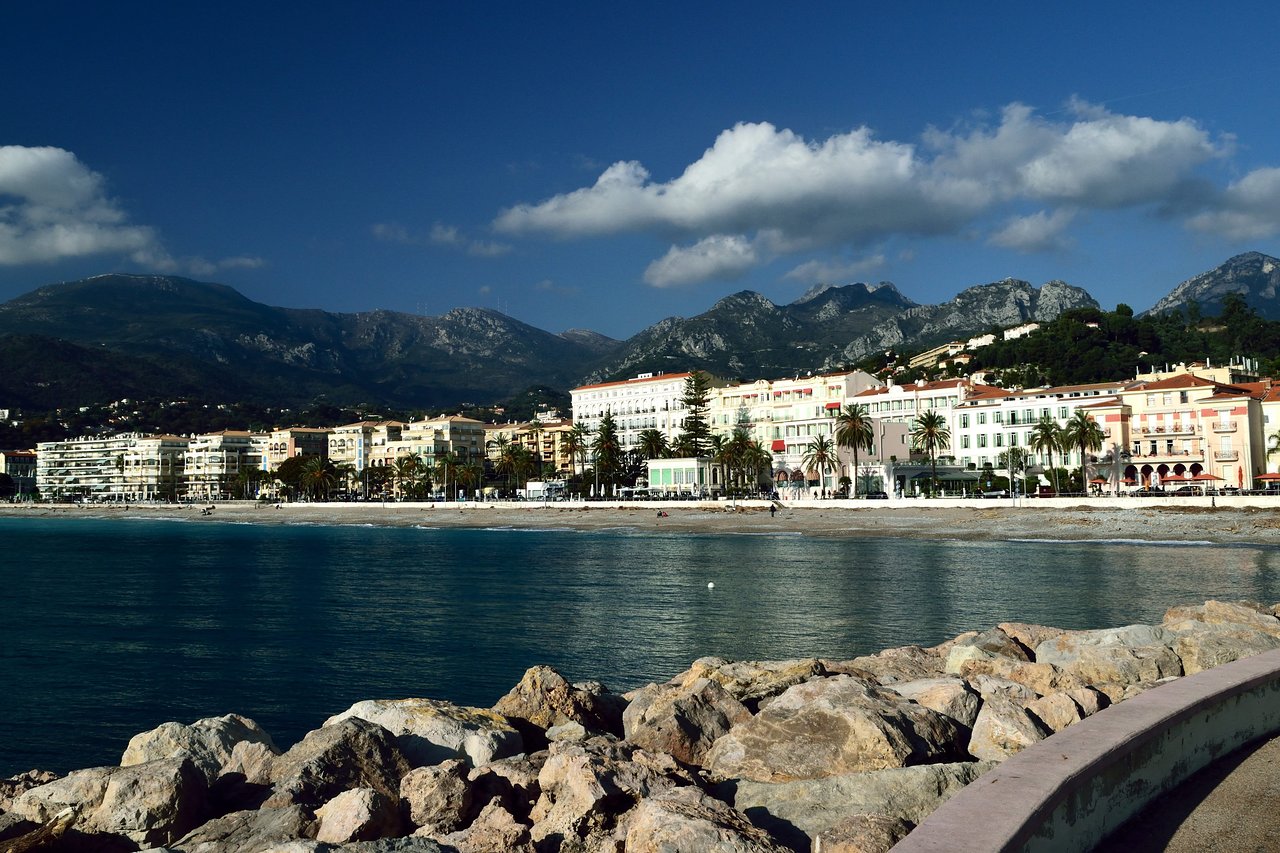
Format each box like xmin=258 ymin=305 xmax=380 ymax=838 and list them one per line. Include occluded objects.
xmin=707 ymin=582 xmax=715 ymax=589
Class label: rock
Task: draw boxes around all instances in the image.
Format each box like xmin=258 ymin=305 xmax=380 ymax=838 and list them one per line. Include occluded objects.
xmin=883 ymin=678 xmax=981 ymax=729
xmin=958 ymin=658 xmax=1085 ymax=697
xmin=325 ymin=699 xmax=522 ymax=769
xmin=85 ymin=756 xmax=209 ymax=846
xmin=224 ymin=739 xmax=279 ymax=786
xmin=1165 ymin=600 xmax=1280 ymax=638
xmin=0 ymin=806 xmax=77 ymax=853
xmin=1167 ymin=621 xmax=1280 ymax=675
xmin=10 ymin=765 xmax=116 ymax=824
xmin=466 ymin=753 xmax=544 ymax=821
xmin=259 ymin=839 xmax=449 ymax=852
xmin=0 ymin=812 xmax=38 ymax=843
xmin=965 ymin=674 xmax=1038 ymax=702
xmin=624 ymin=786 xmax=790 ymax=852
xmin=813 ymin=813 xmax=914 ymax=853
xmin=528 ymin=740 xmax=688 ymax=846
xmin=666 ymin=657 xmax=829 ymax=709
xmin=431 ymin=800 xmax=534 ymax=853
xmin=622 ymin=677 xmax=751 ymax=766
xmin=546 ymin=721 xmax=589 ymax=743
xmin=315 ymin=787 xmax=402 ymax=844
xmin=1034 ymin=625 xmax=1182 ymax=687
xmin=729 ymin=761 xmax=993 ymax=844
xmin=968 ymin=694 xmax=1051 ymax=760
xmin=266 ymin=717 xmax=410 ymax=809
xmin=492 ymin=666 xmax=625 ymax=746
xmin=943 ymin=644 xmax=998 ymax=675
xmin=169 ymin=803 xmax=317 ymax=852
xmin=122 ymin=714 xmax=278 ymax=783
xmin=954 ymin=627 xmax=1032 ymax=662
xmin=1025 ymin=692 xmax=1086 ymax=733
xmin=997 ymin=622 xmax=1067 ymax=654
xmin=1064 ymin=687 xmax=1110 ymax=717
xmin=835 ymin=646 xmax=945 ymax=685
xmin=704 ymin=675 xmax=964 ymax=783
xmin=0 ymin=770 xmax=59 ymax=813
xmin=400 ymin=759 xmax=472 ymax=835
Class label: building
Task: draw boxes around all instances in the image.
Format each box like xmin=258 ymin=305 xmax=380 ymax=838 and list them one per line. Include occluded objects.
xmin=184 ymin=431 xmax=263 ymax=500
xmin=328 ymin=421 xmax=405 ymax=472
xmin=37 ymin=433 xmax=190 ymax=501
xmin=485 ymin=411 xmax=579 ymax=480
xmin=571 ymin=372 xmax=700 ymax=451
xmin=380 ymin=415 xmax=487 ymax=498
xmin=0 ymin=450 xmax=37 ymax=497
xmin=263 ymin=427 xmax=332 ymax=470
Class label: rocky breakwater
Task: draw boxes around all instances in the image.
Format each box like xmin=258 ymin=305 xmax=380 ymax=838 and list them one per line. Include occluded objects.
xmin=4 ymin=599 xmax=1280 ymax=853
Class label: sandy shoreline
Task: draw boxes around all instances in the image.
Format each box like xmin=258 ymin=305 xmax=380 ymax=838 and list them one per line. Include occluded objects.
xmin=4 ymin=499 xmax=1279 ymax=545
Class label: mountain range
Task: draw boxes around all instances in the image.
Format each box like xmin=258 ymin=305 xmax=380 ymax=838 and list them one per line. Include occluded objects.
xmin=0 ymin=252 xmax=1276 ymax=412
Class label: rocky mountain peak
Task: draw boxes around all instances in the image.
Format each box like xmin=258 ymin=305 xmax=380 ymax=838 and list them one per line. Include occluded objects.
xmin=1144 ymin=251 xmax=1280 ymax=320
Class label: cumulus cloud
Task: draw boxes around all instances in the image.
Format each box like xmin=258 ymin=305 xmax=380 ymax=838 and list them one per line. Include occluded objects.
xmin=644 ymin=234 xmax=758 ymax=287
xmin=0 ymin=145 xmax=262 ymax=274
xmin=785 ymin=253 xmax=887 ymax=283
xmin=1186 ymin=167 xmax=1280 ymax=240
xmin=374 ymin=220 xmax=511 ymax=257
xmin=988 ymin=209 xmax=1077 ymax=252
xmin=494 ymin=101 xmax=1247 ymax=285
xmin=0 ymin=145 xmax=159 ymax=265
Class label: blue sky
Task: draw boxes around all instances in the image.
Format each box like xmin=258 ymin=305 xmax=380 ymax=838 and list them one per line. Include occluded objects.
xmin=3 ymin=2 xmax=1280 ymax=339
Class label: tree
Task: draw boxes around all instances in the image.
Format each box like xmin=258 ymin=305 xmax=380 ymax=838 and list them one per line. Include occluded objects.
xmin=674 ymin=371 xmax=713 ymax=457
xmin=801 ymin=434 xmax=837 ymax=497
xmin=834 ymin=403 xmax=874 ymax=498
xmin=997 ymin=447 xmax=1030 ymax=495
xmin=527 ymin=418 xmax=544 ymax=481
xmin=300 ymin=457 xmax=338 ymax=501
xmin=275 ymin=455 xmax=310 ymax=500
xmin=1063 ymin=410 xmax=1105 ymax=495
xmin=393 ymin=452 xmax=424 ymax=500
xmin=0 ymin=473 xmax=15 ymax=499
xmin=636 ymin=428 xmax=669 ymax=460
xmin=591 ymin=410 xmax=622 ymax=496
xmin=911 ymin=410 xmax=951 ymax=497
xmin=1029 ymin=415 xmax=1062 ymax=494
xmin=563 ymin=424 xmax=591 ymax=478
xmin=435 ymin=451 xmax=461 ymax=499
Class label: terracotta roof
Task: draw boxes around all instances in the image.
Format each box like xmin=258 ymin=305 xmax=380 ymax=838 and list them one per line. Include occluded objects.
xmin=572 ymin=372 xmax=693 ymax=392
xmin=1129 ymin=373 xmax=1219 ymax=391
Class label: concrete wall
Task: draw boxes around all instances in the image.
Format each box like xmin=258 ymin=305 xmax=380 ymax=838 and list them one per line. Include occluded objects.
xmin=896 ymin=647 xmax=1280 ymax=852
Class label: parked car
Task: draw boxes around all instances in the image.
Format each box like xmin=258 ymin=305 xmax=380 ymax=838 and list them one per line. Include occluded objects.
xmin=981 ymin=489 xmax=1010 ymax=498
xmin=1132 ymin=488 xmax=1164 ymax=497
xmin=863 ymin=491 xmax=889 ymax=500
xmin=1171 ymin=485 xmax=1202 ymax=495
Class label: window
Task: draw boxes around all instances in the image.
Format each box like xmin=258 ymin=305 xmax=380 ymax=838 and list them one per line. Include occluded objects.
xmin=994 ymin=412 xmax=1004 ymax=424
xmin=961 ymin=435 xmax=971 ymax=449
xmin=1010 ymin=433 xmax=1019 ymax=446
xmin=995 ymin=434 xmax=1004 ymax=448
xmin=961 ymin=414 xmax=970 ymax=428
xmin=978 ymin=435 xmax=988 ymax=448
xmin=978 ymin=413 xmax=987 ymax=425
xmin=1058 ymin=407 xmax=1068 ymax=419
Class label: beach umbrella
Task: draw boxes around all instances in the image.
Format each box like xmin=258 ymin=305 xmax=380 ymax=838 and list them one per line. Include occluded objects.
xmin=1256 ymin=473 xmax=1280 ymax=481
xmin=1190 ymin=472 xmax=1222 ymax=483
xmin=1238 ymin=467 xmax=1245 ymax=489
xmin=1162 ymin=473 xmax=1188 ymax=483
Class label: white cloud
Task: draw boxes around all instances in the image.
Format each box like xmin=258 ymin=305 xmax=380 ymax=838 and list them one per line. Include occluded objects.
xmin=1186 ymin=167 xmax=1280 ymax=240
xmin=375 ymin=220 xmax=511 ymax=257
xmin=495 ymin=102 xmax=1244 ymax=283
xmin=0 ymin=145 xmax=159 ymax=265
xmin=988 ymin=209 xmax=1077 ymax=252
xmin=0 ymin=145 xmax=261 ymax=274
xmin=644 ymin=234 xmax=758 ymax=287
xmin=785 ymin=253 xmax=887 ymax=283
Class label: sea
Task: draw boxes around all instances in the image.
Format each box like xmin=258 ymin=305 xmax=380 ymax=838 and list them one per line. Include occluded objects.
xmin=2 ymin=515 xmax=1277 ymax=776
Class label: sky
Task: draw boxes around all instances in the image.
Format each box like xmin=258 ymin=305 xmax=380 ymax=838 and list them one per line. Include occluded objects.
xmin=3 ymin=2 xmax=1280 ymax=339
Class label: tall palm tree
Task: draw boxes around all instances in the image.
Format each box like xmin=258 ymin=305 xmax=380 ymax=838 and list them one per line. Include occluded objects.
xmin=591 ymin=410 xmax=622 ymax=496
xmin=801 ymin=434 xmax=837 ymax=497
xmin=1063 ymin=410 xmax=1105 ymax=495
xmin=333 ymin=462 xmax=357 ymax=498
xmin=563 ymin=424 xmax=591 ymax=478
xmin=834 ymin=403 xmax=874 ymax=498
xmin=911 ymin=410 xmax=951 ymax=497
xmin=435 ymin=451 xmax=461 ymax=500
xmin=456 ymin=461 xmax=484 ymax=499
xmin=636 ymin=428 xmax=669 ymax=460
xmin=527 ymin=418 xmax=544 ymax=481
xmin=393 ymin=453 xmax=423 ymax=500
xmin=1029 ymin=414 xmax=1062 ymax=494
xmin=300 ymin=457 xmax=337 ymax=501
xmin=743 ymin=439 xmax=772 ymax=494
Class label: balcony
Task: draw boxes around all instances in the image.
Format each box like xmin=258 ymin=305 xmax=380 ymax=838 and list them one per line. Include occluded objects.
xmin=1212 ymin=422 xmax=1237 ymax=433
xmin=1130 ymin=449 xmax=1204 ymax=462
xmin=1214 ymin=450 xmax=1239 ymax=461
xmin=1140 ymin=425 xmax=1195 ymax=437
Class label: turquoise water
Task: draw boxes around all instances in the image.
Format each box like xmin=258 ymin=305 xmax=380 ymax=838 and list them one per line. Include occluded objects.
xmin=1 ymin=516 xmax=1277 ymax=775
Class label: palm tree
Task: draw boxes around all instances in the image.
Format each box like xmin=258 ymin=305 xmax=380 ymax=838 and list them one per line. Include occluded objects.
xmin=591 ymin=410 xmax=622 ymax=496
xmin=563 ymin=424 xmax=591 ymax=478
xmin=1063 ymin=410 xmax=1105 ymax=495
xmin=300 ymin=457 xmax=337 ymax=501
xmin=1268 ymin=429 xmax=1280 ymax=464
xmin=333 ymin=462 xmax=358 ymax=498
xmin=393 ymin=453 xmax=423 ymax=500
xmin=834 ymin=403 xmax=874 ymax=498
xmin=743 ymin=439 xmax=772 ymax=494
xmin=636 ymin=428 xmax=669 ymax=460
xmin=527 ymin=418 xmax=544 ymax=481
xmin=456 ymin=461 xmax=484 ymax=499
xmin=1029 ymin=415 xmax=1062 ymax=494
xmin=911 ymin=410 xmax=951 ymax=497
xmin=435 ymin=451 xmax=461 ymax=500
xmin=801 ymin=434 xmax=838 ymax=497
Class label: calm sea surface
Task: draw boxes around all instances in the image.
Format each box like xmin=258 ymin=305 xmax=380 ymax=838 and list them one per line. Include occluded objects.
xmin=1 ymin=515 xmax=1277 ymax=775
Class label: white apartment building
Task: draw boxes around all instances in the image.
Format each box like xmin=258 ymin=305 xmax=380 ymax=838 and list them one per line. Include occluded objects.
xmin=38 ymin=433 xmax=190 ymax=501
xmin=184 ymin=430 xmax=263 ymax=500
xmin=329 ymin=421 xmax=405 ymax=472
xmin=571 ymin=372 xmax=698 ymax=450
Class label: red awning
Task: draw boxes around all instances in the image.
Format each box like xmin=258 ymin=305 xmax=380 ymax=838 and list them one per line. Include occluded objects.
xmin=771 ymin=440 xmax=786 ymax=452
xmin=825 ymin=402 xmax=841 ymax=409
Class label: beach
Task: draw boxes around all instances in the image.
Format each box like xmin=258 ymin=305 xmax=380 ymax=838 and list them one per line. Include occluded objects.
xmin=5 ymin=498 xmax=1279 ymax=545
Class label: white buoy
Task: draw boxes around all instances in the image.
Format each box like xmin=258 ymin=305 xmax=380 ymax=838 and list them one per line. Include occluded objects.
xmin=707 ymin=582 xmax=715 ymax=589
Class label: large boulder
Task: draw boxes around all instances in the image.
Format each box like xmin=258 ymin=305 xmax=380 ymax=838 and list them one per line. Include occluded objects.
xmin=431 ymin=799 xmax=534 ymax=853
xmin=0 ymin=770 xmax=59 ymax=813
xmin=624 ymin=786 xmax=790 ymax=852
xmin=1165 ymin=620 xmax=1280 ymax=675
xmin=968 ymin=694 xmax=1051 ymax=760
xmin=956 ymin=657 xmax=1085 ymax=697
xmin=168 ymin=803 xmax=317 ymax=852
xmin=622 ymin=677 xmax=751 ymax=765
xmin=528 ymin=740 xmax=692 ymax=847
xmin=704 ymin=675 xmax=965 ymax=783
xmin=1034 ymin=626 xmax=1182 ymax=687
xmin=85 ymin=756 xmax=209 ymax=846
xmin=266 ymin=717 xmax=410 ymax=809
xmin=666 ymin=657 xmax=829 ymax=709
xmin=997 ymin=622 xmax=1068 ymax=654
xmin=325 ymin=699 xmax=522 ymax=769
xmin=951 ymin=627 xmax=1032 ymax=662
xmin=315 ymin=787 xmax=403 ymax=844
xmin=492 ymin=666 xmax=625 ymax=744
xmin=1025 ymin=692 xmax=1088 ymax=733
xmin=9 ymin=766 xmax=115 ymax=824
xmin=833 ymin=646 xmax=946 ymax=685
xmin=813 ymin=813 xmax=914 ymax=853
xmin=465 ymin=753 xmax=544 ymax=822
xmin=883 ymin=678 xmax=981 ymax=729
xmin=400 ymin=759 xmax=472 ymax=835
xmin=121 ymin=714 xmax=278 ymax=783
xmin=730 ymin=761 xmax=994 ymax=844
xmin=1165 ymin=600 xmax=1280 ymax=638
